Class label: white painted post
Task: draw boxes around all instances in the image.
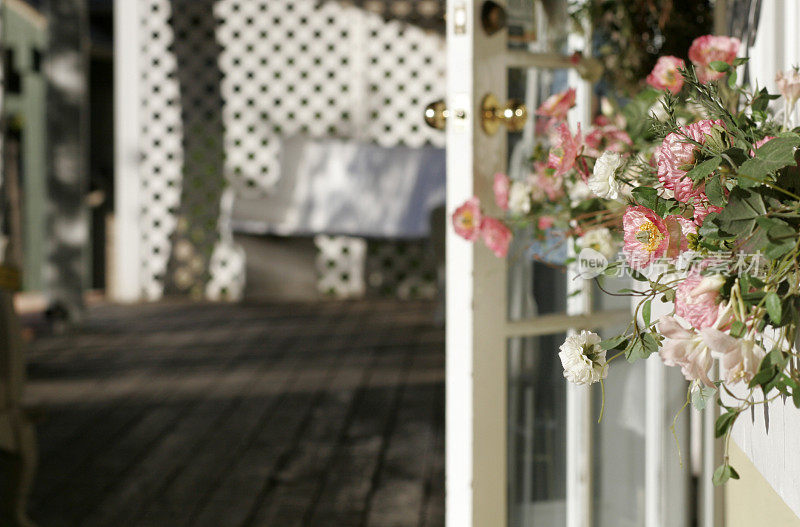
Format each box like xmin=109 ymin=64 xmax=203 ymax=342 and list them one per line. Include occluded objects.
xmin=112 ymin=0 xmax=142 ymax=302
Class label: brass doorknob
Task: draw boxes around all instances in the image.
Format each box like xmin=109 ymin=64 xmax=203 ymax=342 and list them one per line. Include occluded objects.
xmin=424 ymin=99 xmax=449 ymax=130
xmin=481 ymin=94 xmax=528 ymax=135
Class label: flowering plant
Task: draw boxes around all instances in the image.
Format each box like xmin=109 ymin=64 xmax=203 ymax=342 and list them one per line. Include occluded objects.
xmin=453 ymin=34 xmax=800 ymax=485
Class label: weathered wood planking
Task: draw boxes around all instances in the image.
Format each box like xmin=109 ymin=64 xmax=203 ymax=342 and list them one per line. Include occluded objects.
xmin=25 ymin=300 xmax=443 ymax=527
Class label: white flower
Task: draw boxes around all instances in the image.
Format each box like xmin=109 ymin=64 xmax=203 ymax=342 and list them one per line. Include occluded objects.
xmin=508 ymin=181 xmax=532 ymax=215
xmin=567 ymin=179 xmax=592 ymax=207
xmin=588 ymin=151 xmax=622 ymax=200
xmin=558 ymin=330 xmax=607 ymax=385
xmin=578 ymin=227 xmax=617 ymax=259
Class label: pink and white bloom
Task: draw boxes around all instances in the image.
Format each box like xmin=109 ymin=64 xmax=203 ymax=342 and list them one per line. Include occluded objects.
xmin=692 ymin=197 xmax=723 ymax=226
xmin=688 ymin=35 xmax=740 ymax=83
xmin=493 ymin=173 xmax=511 ymax=211
xmin=675 ymin=272 xmax=725 ymax=329
xmin=657 ymin=119 xmax=723 ymax=203
xmin=622 ymin=206 xmax=670 ymax=269
xmin=776 ymin=69 xmax=800 ymax=107
xmin=664 ymin=214 xmax=697 ymax=257
xmin=480 ymin=217 xmax=512 ymax=258
xmin=528 ymin=161 xmax=565 ymax=202
xmin=584 ymin=125 xmax=633 ymax=158
xmin=659 ymin=315 xmax=714 ymax=386
xmin=537 ymin=87 xmax=576 ymax=121
xmin=558 ymin=330 xmax=607 ymax=385
xmin=701 ymin=328 xmax=766 ymax=384
xmin=548 ymin=123 xmax=583 ymax=178
xmin=647 ymin=56 xmax=686 ymax=94
xmin=452 ymin=197 xmax=482 ymax=241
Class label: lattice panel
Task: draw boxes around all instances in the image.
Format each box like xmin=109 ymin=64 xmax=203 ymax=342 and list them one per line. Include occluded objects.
xmin=138 ymin=0 xmax=445 ymax=299
xmin=365 ymin=239 xmax=437 ymax=299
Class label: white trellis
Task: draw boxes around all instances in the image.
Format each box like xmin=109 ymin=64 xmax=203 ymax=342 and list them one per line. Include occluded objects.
xmin=115 ymin=0 xmax=447 ymax=301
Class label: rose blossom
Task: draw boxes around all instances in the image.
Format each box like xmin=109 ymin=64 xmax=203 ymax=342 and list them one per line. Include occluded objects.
xmin=493 ymin=173 xmax=510 ymax=211
xmin=548 ymin=123 xmax=583 ymax=178
xmin=558 ymin=330 xmax=607 ymax=385
xmin=675 ymin=272 xmax=725 ymax=329
xmin=588 ymin=151 xmax=623 ymax=200
xmin=584 ymin=125 xmax=633 ymax=158
xmin=480 ymin=217 xmax=512 ymax=258
xmin=688 ymin=35 xmax=740 ymax=83
xmin=452 ymin=197 xmax=482 ymax=241
xmin=658 ymin=315 xmax=714 ymax=386
xmin=536 ymin=87 xmax=576 ymax=121
xmin=657 ymin=119 xmax=723 ymax=203
xmin=647 ymin=56 xmax=686 ymax=94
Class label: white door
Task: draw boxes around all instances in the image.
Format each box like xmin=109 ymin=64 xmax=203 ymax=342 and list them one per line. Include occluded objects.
xmin=444 ymin=1 xmax=694 ymax=526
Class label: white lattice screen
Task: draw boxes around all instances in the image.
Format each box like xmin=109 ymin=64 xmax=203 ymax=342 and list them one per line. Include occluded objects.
xmin=136 ymin=0 xmax=445 ymax=300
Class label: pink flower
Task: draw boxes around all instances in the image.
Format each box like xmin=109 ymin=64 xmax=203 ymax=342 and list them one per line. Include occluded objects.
xmin=536 ymin=88 xmax=576 ymax=121
xmin=647 ymin=56 xmax=686 ymax=94
xmin=776 ymin=70 xmax=800 ymax=106
xmin=701 ymin=328 xmax=765 ymax=384
xmin=493 ymin=173 xmax=510 ymax=211
xmin=675 ymin=272 xmax=724 ymax=329
xmin=584 ymin=125 xmax=633 ymax=157
xmin=538 ymin=216 xmax=555 ymax=230
xmin=548 ymin=123 xmax=582 ymax=178
xmin=659 ymin=315 xmax=714 ymax=386
xmin=452 ymin=197 xmax=482 ymax=241
xmin=657 ymin=119 xmax=723 ymax=203
xmin=664 ymin=215 xmax=697 ymax=257
xmin=688 ymin=35 xmax=740 ymax=83
xmin=480 ymin=217 xmax=512 ymax=258
xmin=692 ymin=198 xmax=723 ymax=226
xmin=528 ymin=162 xmax=565 ymax=201
xmin=622 ymin=206 xmax=670 ymax=269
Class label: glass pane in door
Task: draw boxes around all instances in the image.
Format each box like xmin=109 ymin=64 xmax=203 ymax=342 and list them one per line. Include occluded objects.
xmin=507 ymin=333 xmax=567 ymax=527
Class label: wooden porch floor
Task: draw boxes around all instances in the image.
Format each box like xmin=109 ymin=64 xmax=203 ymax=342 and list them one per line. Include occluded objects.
xmin=24 ymin=299 xmax=444 ymax=527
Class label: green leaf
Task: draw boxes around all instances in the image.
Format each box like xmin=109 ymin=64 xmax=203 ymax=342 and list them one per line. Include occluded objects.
xmin=631 ymin=186 xmax=659 ymax=210
xmin=642 ymin=299 xmax=652 ymax=327
xmin=794 ymin=387 xmax=800 ymax=409
xmin=705 ymin=176 xmax=727 ymax=206
xmin=600 ymin=335 xmax=628 ymax=350
xmin=713 ymin=464 xmax=740 ymax=486
xmin=738 ymin=135 xmax=800 ymax=183
xmin=727 ymin=68 xmax=738 ymax=89
xmin=729 ymin=320 xmax=747 ymax=338
xmin=766 ymin=292 xmax=782 ymax=324
xmin=692 ymin=385 xmax=717 ymax=411
xmin=641 ymin=332 xmax=659 ymax=357
xmin=715 ymin=410 xmax=738 ymax=438
xmin=686 ymin=156 xmax=722 ymax=182
xmin=712 ymin=188 xmax=766 ymax=239
xmin=709 ymin=61 xmax=730 ymax=72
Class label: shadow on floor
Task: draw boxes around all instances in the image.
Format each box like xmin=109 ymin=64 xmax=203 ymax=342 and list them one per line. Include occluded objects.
xmin=25 ymin=299 xmax=444 ymax=527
